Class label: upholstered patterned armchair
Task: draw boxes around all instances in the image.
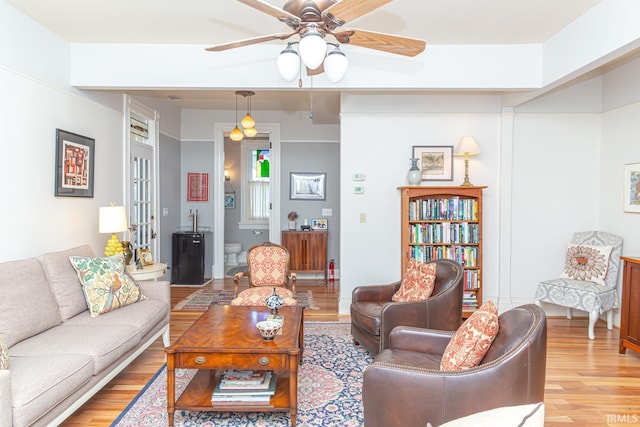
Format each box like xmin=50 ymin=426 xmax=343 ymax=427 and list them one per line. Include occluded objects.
xmin=233 ymin=242 xmax=296 ymax=298
xmin=535 ymin=231 xmax=623 ymax=340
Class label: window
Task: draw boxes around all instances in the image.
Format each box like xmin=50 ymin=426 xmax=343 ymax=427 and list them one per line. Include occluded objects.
xmin=240 ymin=140 xmax=270 ymax=228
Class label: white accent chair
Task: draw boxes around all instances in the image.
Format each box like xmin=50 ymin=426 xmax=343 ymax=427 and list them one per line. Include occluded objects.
xmin=535 ymin=231 xmax=623 ymax=340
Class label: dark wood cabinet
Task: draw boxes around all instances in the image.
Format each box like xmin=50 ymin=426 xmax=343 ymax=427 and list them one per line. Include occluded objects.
xmin=281 ymin=231 xmax=327 ymax=283
xmin=619 ymin=256 xmax=640 ymax=355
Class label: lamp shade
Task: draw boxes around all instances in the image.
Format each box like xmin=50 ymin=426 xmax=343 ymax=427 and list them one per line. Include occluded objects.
xmin=299 ymin=27 xmax=327 ymax=70
xmin=241 ymin=113 xmax=255 ymax=129
xmin=324 ymin=46 xmax=348 ymax=83
xmin=230 ymin=126 xmax=244 ymax=142
xmin=98 ymin=206 xmax=127 ymax=233
xmin=277 ymin=44 xmax=300 ymax=81
xmin=454 ymin=136 xmax=481 ymax=155
xmin=244 ymin=126 xmax=257 ymax=137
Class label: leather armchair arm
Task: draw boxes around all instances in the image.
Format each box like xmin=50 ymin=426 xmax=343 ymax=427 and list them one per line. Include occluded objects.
xmin=389 ymin=326 xmax=453 ymax=355
xmin=352 ymin=281 xmax=401 ymax=303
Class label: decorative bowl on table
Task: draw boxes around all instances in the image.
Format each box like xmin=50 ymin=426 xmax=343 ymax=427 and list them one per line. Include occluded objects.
xmin=256 ymin=320 xmax=282 ymax=340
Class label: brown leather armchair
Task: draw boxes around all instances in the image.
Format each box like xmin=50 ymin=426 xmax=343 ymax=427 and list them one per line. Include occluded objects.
xmin=362 ymin=304 xmax=547 ymax=427
xmin=350 ymin=259 xmax=464 ymax=355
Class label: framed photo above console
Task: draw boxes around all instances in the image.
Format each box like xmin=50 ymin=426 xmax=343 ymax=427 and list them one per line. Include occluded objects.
xmin=290 ymin=172 xmax=326 ymax=200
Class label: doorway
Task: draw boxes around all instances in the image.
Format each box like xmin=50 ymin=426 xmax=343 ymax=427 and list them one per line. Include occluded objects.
xmin=212 ymin=123 xmax=281 ymax=278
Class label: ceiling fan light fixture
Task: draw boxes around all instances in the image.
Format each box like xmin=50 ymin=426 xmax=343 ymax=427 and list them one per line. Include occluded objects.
xmin=277 ymin=43 xmax=300 ymax=81
xmin=324 ymin=45 xmax=348 ymax=83
xmin=299 ymin=25 xmax=327 ymax=70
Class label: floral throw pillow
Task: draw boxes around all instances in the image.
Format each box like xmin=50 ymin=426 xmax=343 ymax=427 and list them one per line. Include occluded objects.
xmin=392 ymin=258 xmax=437 ymax=302
xmin=440 ymin=300 xmax=499 ymax=371
xmin=69 ymin=254 xmax=146 ymax=317
xmin=559 ymin=244 xmax=613 ymax=286
xmin=0 ymin=337 xmax=8 ymax=370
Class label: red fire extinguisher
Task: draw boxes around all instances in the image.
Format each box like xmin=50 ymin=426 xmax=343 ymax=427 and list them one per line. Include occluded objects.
xmin=329 ymin=259 xmax=335 ymax=282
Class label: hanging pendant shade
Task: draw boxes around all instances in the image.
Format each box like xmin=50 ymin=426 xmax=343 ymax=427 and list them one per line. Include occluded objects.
xmin=230 ymin=126 xmax=244 ymax=141
xmin=235 ymin=90 xmax=257 ymax=138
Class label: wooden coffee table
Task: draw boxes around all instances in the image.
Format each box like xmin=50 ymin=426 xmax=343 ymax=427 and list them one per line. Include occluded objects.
xmin=165 ymin=305 xmax=304 ymax=426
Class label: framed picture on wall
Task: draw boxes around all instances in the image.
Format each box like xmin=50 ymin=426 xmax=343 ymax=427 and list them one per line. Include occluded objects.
xmin=624 ymin=163 xmax=640 ymax=213
xmin=412 ymin=145 xmax=454 ymax=181
xmin=54 ymin=129 xmax=95 ymax=197
xmin=187 ymin=172 xmax=209 ymax=202
xmin=290 ymin=172 xmax=326 ymax=200
xmin=224 ymin=192 xmax=236 ymax=209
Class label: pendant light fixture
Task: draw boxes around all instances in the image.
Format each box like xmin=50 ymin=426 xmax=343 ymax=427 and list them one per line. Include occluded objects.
xmin=238 ymin=90 xmax=257 ymax=137
xmin=229 ymin=92 xmax=244 ymax=142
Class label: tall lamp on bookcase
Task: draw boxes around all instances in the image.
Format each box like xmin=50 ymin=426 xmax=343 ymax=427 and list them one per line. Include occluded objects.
xmin=454 ymin=136 xmax=480 ymax=187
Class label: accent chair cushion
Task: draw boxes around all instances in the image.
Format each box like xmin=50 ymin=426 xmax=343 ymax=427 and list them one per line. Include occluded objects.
xmin=440 ymin=300 xmax=499 ymax=371
xmin=392 ymin=258 xmax=436 ymax=302
xmin=0 ymin=337 xmax=8 ymax=369
xmin=559 ymin=243 xmax=613 ymax=286
xmin=69 ymin=254 xmax=146 ymax=317
xmin=230 ymin=286 xmax=296 ymax=306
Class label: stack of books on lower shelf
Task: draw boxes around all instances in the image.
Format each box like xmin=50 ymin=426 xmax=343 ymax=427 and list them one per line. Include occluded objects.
xmin=211 ymin=369 xmax=276 ymax=404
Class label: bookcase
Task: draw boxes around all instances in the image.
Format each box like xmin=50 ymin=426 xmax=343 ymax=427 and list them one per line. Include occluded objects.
xmin=399 ymin=186 xmax=486 ymax=317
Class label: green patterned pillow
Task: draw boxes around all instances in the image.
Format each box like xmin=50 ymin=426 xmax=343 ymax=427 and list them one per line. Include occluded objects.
xmin=0 ymin=337 xmax=8 ymax=370
xmin=69 ymin=254 xmax=146 ymax=317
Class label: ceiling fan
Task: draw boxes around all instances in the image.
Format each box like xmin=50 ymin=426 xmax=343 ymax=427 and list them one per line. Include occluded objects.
xmin=205 ymin=0 xmax=426 ymax=81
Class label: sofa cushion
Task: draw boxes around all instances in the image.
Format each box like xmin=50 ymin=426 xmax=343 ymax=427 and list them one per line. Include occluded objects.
xmin=0 ymin=257 xmax=62 ymax=348
xmin=230 ymin=286 xmax=296 ymax=306
xmin=440 ymin=300 xmax=499 ymax=371
xmin=0 ymin=337 xmax=8 ymax=369
xmin=559 ymin=243 xmax=612 ymax=286
xmin=69 ymin=254 xmax=146 ymax=317
xmin=9 ymin=324 xmax=142 ymax=375
xmin=392 ymin=258 xmax=436 ymax=302
xmin=40 ymin=245 xmax=95 ymax=321
xmin=63 ymin=298 xmax=168 ymax=338
xmin=9 ymin=354 xmax=94 ymax=427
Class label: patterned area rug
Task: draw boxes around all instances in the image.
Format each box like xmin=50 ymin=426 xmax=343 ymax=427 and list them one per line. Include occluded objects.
xmin=111 ymin=323 xmax=371 ymax=427
xmin=173 ymin=289 xmax=318 ymax=311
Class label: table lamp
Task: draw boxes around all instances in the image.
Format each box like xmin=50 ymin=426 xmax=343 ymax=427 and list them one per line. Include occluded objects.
xmin=99 ymin=204 xmax=128 ymax=256
xmin=454 ymin=136 xmax=481 ymax=187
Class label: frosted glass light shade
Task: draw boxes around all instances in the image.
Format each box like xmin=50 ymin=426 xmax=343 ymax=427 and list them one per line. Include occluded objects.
xmin=244 ymin=126 xmax=257 ymax=137
xmin=324 ymin=47 xmax=348 ymax=83
xmin=299 ymin=29 xmax=327 ymax=70
xmin=277 ymin=45 xmax=300 ymax=81
xmin=241 ymin=113 xmax=255 ymax=129
xmin=230 ymin=126 xmax=244 ymax=142
xmin=454 ymin=136 xmax=480 ymax=155
xmin=98 ymin=206 xmax=127 ymax=233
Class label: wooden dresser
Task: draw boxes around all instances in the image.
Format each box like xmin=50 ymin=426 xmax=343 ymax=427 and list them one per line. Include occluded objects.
xmin=619 ymin=256 xmax=640 ymax=355
xmin=281 ymin=231 xmax=327 ymax=283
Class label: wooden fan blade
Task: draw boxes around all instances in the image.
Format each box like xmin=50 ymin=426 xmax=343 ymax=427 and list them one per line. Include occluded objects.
xmin=205 ymin=33 xmax=295 ymax=51
xmin=322 ymin=0 xmax=392 ymax=27
xmin=237 ymin=0 xmax=301 ymax=27
xmin=334 ymin=28 xmax=426 ymax=57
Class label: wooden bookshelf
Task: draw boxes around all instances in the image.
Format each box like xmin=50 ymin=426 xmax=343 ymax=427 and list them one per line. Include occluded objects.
xmin=399 ymin=186 xmax=486 ymax=317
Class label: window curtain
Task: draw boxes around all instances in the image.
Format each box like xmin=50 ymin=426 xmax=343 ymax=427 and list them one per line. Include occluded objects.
xmin=248 ymin=180 xmax=270 ymax=221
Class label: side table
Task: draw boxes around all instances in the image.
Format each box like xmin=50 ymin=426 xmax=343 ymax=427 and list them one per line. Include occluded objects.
xmin=127 ymin=263 xmax=167 ymax=281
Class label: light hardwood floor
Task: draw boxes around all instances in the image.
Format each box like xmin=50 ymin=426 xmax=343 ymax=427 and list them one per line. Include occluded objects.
xmin=60 ymin=278 xmax=640 ymax=426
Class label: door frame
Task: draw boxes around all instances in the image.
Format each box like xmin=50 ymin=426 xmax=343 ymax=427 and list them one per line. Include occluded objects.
xmin=212 ymin=122 xmax=281 ymax=278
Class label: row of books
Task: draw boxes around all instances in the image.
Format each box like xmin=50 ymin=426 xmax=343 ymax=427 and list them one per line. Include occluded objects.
xmin=408 ymin=222 xmax=480 ymax=245
xmin=463 ymin=291 xmax=479 ymax=310
xmin=211 ymin=370 xmax=276 ymax=404
xmin=409 ymin=245 xmax=479 ymax=268
xmin=408 ymin=197 xmax=478 ymax=221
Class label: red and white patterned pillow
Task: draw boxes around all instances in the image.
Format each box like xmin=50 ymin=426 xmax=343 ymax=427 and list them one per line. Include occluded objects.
xmin=392 ymin=258 xmax=437 ymax=302
xmin=440 ymin=300 xmax=499 ymax=371
xmin=230 ymin=286 xmax=297 ymax=306
xmin=559 ymin=243 xmax=613 ymax=286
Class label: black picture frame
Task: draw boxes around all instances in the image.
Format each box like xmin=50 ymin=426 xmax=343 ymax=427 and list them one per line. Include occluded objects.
xmin=55 ymin=129 xmax=95 ymax=197
xmin=290 ymin=172 xmax=326 ymax=200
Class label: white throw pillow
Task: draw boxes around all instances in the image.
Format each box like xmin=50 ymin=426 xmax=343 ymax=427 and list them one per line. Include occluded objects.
xmin=559 ymin=243 xmax=613 ymax=286
xmin=430 ymin=402 xmax=545 ymax=427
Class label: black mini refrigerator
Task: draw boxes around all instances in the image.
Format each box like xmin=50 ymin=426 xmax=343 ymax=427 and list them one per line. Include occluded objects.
xmin=171 ymin=232 xmax=205 ymax=285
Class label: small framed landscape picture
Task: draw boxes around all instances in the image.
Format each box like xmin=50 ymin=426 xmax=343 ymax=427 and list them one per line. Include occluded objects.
xmin=290 ymin=172 xmax=326 ymax=200
xmin=138 ymin=248 xmax=153 ymax=266
xmin=412 ymin=145 xmax=454 ymax=181
xmin=624 ymin=163 xmax=640 ymax=213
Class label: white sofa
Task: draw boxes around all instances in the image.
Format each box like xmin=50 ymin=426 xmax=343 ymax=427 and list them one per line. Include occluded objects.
xmin=0 ymin=245 xmax=170 ymax=427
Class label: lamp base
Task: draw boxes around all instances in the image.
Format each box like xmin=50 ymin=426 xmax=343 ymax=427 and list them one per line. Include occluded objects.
xmin=460 ymin=157 xmax=474 ymax=187
xmin=104 ymin=233 xmax=125 ymax=257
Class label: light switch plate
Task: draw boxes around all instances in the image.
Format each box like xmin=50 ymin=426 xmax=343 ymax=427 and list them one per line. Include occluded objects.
xmin=322 ymin=208 xmax=332 ymax=216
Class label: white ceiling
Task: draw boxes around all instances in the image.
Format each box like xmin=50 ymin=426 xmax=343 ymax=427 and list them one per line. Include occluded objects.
xmin=6 ymin=0 xmax=603 ymax=117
